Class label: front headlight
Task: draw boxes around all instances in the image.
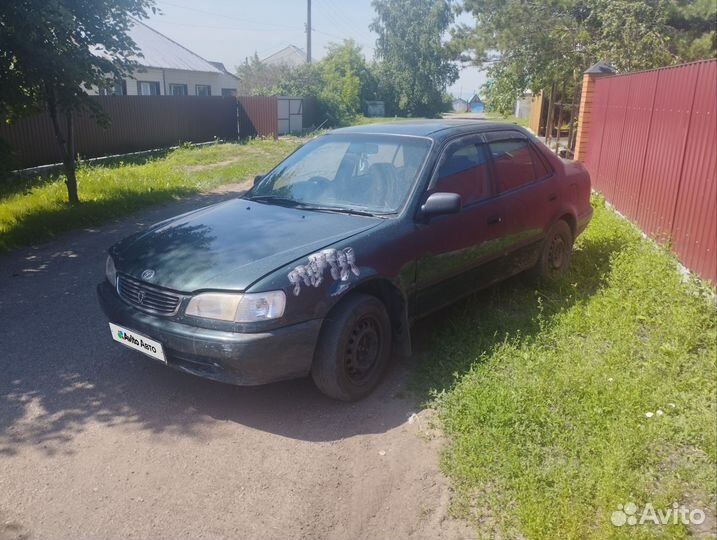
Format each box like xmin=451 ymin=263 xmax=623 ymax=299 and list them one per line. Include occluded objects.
xmin=185 ymin=291 xmax=286 ymax=323
xmin=105 ymin=255 xmax=117 ymax=286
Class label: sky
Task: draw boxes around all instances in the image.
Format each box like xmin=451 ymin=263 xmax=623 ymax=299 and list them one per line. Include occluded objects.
xmin=144 ymin=0 xmax=486 ymax=100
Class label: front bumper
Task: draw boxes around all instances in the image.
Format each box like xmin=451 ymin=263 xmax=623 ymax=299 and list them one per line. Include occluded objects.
xmin=97 ymin=282 xmax=322 ymax=385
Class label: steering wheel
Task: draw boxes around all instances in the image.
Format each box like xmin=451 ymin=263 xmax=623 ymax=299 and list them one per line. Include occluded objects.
xmin=291 ymin=175 xmax=331 ymax=201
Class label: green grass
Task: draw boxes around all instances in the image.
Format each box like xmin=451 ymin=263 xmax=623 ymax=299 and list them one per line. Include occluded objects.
xmin=416 ymin=197 xmax=716 ymax=539
xmin=485 ymin=111 xmax=530 ymax=128
xmin=0 ymin=139 xmax=302 ymax=253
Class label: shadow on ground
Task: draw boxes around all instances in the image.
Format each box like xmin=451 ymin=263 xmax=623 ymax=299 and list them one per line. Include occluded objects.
xmin=0 ymin=193 xmax=628 ymax=456
xmin=0 ymin=148 xmax=176 ymax=199
xmin=0 ymin=188 xmax=415 ymax=456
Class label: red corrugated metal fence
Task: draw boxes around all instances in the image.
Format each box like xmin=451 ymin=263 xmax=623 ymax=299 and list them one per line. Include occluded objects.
xmin=0 ymin=96 xmax=238 ymax=169
xmin=584 ymin=59 xmax=717 ymax=284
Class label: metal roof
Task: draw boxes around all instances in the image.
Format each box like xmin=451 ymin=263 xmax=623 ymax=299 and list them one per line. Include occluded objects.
xmin=96 ymin=19 xmax=225 ymax=74
xmin=262 ymin=45 xmax=312 ymax=67
xmin=585 ymin=61 xmax=615 ymax=75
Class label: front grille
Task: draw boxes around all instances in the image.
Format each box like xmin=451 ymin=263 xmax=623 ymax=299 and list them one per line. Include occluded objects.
xmin=117 ymin=274 xmax=181 ymax=315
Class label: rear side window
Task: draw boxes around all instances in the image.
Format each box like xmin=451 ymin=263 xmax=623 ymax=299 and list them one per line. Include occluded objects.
xmin=437 ymin=141 xmax=491 ymax=205
xmin=488 ymin=135 xmax=552 ymax=193
xmin=530 ymin=145 xmax=552 ymax=178
xmin=489 ymin=139 xmax=536 ymax=193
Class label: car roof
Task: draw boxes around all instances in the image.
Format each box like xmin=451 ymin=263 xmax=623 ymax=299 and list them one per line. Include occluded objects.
xmin=330 ymin=119 xmax=529 ymax=143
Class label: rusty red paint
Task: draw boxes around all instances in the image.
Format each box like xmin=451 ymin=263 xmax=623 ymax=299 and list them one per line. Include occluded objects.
xmin=237 ymin=96 xmax=278 ymax=139
xmin=585 ymin=59 xmax=717 ymax=284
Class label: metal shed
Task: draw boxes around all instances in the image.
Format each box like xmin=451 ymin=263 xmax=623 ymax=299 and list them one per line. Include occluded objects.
xmin=277 ymin=97 xmax=304 ymax=135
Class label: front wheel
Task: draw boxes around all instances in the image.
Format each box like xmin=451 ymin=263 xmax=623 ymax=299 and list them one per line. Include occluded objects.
xmin=312 ymin=294 xmax=392 ymax=401
xmin=533 ymin=220 xmax=574 ymax=280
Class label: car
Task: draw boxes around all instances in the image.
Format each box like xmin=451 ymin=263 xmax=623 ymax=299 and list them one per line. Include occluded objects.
xmin=97 ymin=120 xmax=593 ymax=401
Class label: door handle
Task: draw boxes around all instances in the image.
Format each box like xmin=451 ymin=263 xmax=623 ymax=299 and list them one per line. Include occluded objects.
xmin=487 ymin=216 xmax=503 ymax=225
xmin=548 ymin=194 xmax=558 ymax=202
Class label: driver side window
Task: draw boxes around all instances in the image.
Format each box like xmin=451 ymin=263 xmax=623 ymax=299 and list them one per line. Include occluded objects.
xmin=272 ymin=142 xmax=350 ymax=190
xmin=436 ymin=140 xmax=491 ymax=206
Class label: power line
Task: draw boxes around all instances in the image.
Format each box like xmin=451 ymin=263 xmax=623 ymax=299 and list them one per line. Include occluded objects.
xmin=156 ymin=0 xmax=373 ymax=56
xmin=316 ymin=0 xmax=351 ymax=37
xmin=157 ymin=1 xmax=304 ymax=31
xmin=154 ymin=19 xmax=304 ymax=34
xmin=317 ymin=0 xmax=376 ymax=48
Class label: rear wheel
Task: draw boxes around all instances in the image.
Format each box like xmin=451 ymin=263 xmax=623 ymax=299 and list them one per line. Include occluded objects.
xmin=533 ymin=220 xmax=573 ymax=279
xmin=312 ymin=293 xmax=392 ymax=401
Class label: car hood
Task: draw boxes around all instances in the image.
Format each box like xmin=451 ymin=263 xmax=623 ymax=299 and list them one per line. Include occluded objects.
xmin=112 ymin=198 xmax=382 ymax=291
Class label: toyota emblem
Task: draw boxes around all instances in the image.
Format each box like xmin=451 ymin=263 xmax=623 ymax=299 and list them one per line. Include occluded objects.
xmin=141 ymin=269 xmax=155 ymax=281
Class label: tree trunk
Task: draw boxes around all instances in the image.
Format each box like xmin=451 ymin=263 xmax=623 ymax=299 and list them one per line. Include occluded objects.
xmin=63 ymin=112 xmax=79 ymax=204
xmin=47 ymin=92 xmax=80 ymax=204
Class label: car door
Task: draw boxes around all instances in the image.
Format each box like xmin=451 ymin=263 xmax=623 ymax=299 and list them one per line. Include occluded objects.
xmin=414 ymin=135 xmax=508 ymax=316
xmin=484 ymin=131 xmax=557 ymax=273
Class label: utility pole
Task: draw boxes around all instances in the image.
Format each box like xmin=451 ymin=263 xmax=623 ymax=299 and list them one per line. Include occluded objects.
xmin=306 ymin=0 xmax=312 ymax=64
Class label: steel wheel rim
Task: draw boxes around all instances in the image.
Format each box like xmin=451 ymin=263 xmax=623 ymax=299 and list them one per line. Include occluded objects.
xmin=345 ymin=315 xmax=381 ymax=383
xmin=549 ymin=235 xmax=566 ymax=270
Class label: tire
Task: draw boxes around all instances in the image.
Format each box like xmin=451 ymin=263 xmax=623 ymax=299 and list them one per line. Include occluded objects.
xmin=312 ymin=293 xmax=392 ymax=401
xmin=533 ymin=220 xmax=574 ymax=280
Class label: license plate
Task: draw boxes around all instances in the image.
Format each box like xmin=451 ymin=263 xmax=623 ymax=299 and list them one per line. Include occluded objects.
xmin=109 ymin=323 xmax=166 ymax=363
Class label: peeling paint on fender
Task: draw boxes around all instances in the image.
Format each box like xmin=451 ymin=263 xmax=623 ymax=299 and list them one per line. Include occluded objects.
xmin=288 ymin=247 xmax=360 ymax=296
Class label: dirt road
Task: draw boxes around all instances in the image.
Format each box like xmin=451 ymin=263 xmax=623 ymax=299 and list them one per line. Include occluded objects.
xmin=0 ymin=185 xmax=472 ymax=540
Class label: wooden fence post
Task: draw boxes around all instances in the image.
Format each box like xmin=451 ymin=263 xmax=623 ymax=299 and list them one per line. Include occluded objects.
xmin=574 ymin=62 xmax=615 ymax=162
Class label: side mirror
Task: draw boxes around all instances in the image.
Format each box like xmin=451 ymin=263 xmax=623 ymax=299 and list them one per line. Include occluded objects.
xmin=253 ymin=175 xmax=264 ymax=187
xmin=420 ymin=192 xmax=462 ymax=222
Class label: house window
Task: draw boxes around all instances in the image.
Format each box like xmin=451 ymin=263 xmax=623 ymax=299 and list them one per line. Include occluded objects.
xmin=169 ymin=84 xmax=188 ymax=96
xmin=195 ymin=84 xmax=211 ymax=96
xmin=221 ymin=88 xmax=237 ymax=97
xmin=99 ymin=80 xmax=126 ymax=96
xmin=137 ymin=81 xmax=161 ymax=96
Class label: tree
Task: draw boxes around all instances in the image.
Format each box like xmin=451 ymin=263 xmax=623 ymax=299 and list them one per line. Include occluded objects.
xmin=319 ymin=40 xmax=375 ymax=124
xmin=482 ymin=63 xmax=529 ymax=116
xmin=235 ymin=53 xmax=291 ymax=96
xmin=240 ymin=40 xmax=375 ymax=126
xmin=0 ymin=0 xmax=155 ymax=203
xmin=370 ymin=0 xmax=459 ymax=117
xmin=272 ymin=62 xmax=324 ymax=97
xmin=453 ymin=0 xmax=716 ymax=115
xmin=665 ymin=0 xmax=716 ymax=60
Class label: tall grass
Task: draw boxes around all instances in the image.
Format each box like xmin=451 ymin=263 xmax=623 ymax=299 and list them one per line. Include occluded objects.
xmin=0 ymin=139 xmax=301 ymax=252
xmin=417 ymin=198 xmax=716 ymax=539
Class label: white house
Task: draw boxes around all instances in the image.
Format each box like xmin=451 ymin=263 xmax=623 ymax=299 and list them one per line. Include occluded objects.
xmin=90 ymin=19 xmax=239 ymax=97
xmin=262 ymin=45 xmax=313 ymax=67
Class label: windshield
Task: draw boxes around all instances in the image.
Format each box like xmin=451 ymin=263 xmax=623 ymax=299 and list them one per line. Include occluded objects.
xmin=249 ymin=134 xmax=431 ymax=214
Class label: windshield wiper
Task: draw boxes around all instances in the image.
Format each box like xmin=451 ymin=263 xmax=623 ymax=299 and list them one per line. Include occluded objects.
xmin=247 ymin=195 xmax=381 ymax=217
xmin=304 ymin=206 xmax=380 ymax=217
xmin=246 ymin=195 xmax=303 ymax=206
